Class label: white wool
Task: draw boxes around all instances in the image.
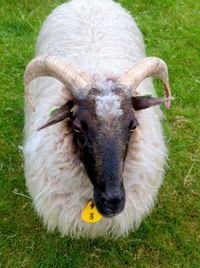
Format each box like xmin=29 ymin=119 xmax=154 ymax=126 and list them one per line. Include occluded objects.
xmin=24 ymin=0 xmax=167 ymax=238
xmin=96 ymin=93 xmax=123 ymax=120
xmin=94 ymin=80 xmax=123 ymax=120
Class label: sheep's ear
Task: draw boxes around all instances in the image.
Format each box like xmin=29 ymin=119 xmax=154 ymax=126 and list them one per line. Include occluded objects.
xmin=37 ymin=100 xmax=74 ymax=131
xmin=132 ymin=96 xmax=172 ymax=111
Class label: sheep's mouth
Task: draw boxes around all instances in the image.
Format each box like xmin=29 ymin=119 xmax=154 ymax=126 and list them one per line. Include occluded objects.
xmin=94 ymin=200 xmax=125 ymax=218
xmin=93 ymin=187 xmax=125 ymax=218
xmin=98 ymin=208 xmax=123 ymax=218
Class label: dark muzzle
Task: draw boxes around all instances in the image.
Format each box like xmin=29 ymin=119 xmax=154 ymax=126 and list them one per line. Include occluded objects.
xmin=94 ymin=184 xmax=125 ymax=217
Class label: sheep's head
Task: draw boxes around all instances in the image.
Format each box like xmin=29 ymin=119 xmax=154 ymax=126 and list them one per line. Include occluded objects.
xmin=70 ymin=91 xmax=138 ymax=216
xmin=24 ymin=56 xmax=172 ymax=217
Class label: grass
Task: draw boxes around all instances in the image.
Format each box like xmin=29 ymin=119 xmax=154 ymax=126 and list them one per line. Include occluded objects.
xmin=0 ymin=0 xmax=200 ymax=267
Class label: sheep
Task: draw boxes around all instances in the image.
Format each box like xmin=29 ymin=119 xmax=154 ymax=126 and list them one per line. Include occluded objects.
xmin=24 ymin=0 xmax=172 ymax=238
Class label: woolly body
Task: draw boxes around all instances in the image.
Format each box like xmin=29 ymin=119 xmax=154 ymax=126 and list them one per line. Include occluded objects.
xmin=24 ymin=0 xmax=166 ymax=237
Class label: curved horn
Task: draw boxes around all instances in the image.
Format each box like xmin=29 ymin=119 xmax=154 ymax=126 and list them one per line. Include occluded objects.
xmin=24 ymin=55 xmax=95 ymax=110
xmin=117 ymin=57 xmax=171 ymax=109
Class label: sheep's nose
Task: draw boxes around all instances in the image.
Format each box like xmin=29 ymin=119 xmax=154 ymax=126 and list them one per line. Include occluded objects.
xmin=94 ymin=186 xmax=125 ymax=217
xmin=101 ymin=191 xmax=124 ymax=212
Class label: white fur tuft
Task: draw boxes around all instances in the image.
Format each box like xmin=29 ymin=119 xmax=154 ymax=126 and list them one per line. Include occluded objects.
xmin=96 ymin=93 xmax=123 ymax=120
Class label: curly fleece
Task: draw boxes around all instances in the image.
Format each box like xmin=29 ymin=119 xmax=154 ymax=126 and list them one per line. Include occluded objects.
xmin=24 ymin=0 xmax=167 ymax=238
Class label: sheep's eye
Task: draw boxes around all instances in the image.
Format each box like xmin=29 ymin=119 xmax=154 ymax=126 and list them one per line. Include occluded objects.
xmin=130 ymin=127 xmax=136 ymax=132
xmin=129 ymin=120 xmax=137 ymax=132
xmin=73 ymin=121 xmax=88 ymax=133
xmin=73 ymin=125 xmax=81 ymax=133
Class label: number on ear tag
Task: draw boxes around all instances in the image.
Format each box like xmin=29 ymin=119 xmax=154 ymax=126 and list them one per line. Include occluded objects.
xmin=81 ymin=200 xmax=103 ymax=223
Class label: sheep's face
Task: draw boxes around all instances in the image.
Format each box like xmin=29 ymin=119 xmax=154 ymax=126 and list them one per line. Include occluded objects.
xmin=71 ymin=91 xmax=138 ymax=217
xmin=39 ymin=86 xmax=166 ymax=217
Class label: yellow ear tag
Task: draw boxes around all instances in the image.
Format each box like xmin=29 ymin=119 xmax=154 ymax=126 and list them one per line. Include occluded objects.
xmin=81 ymin=200 xmax=103 ymax=223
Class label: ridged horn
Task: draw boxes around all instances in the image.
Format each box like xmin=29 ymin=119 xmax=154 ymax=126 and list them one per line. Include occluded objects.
xmin=117 ymin=57 xmax=171 ymax=109
xmin=24 ymin=55 xmax=95 ymax=110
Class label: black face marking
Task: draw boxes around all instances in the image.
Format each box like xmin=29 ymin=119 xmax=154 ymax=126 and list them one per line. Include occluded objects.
xmin=68 ymin=92 xmax=138 ymax=217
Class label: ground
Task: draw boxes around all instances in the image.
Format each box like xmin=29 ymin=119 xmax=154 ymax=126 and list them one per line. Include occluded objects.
xmin=0 ymin=0 xmax=200 ymax=267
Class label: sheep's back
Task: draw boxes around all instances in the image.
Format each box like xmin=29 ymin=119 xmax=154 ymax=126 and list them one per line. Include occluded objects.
xmin=36 ymin=0 xmax=145 ymax=77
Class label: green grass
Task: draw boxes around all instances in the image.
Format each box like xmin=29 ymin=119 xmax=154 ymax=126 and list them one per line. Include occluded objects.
xmin=0 ymin=0 xmax=200 ymax=267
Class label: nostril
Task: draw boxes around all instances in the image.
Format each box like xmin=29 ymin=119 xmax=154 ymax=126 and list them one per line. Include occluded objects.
xmin=94 ymin=187 xmax=125 ymax=217
xmin=101 ymin=196 xmax=110 ymax=208
xmin=102 ymin=192 xmax=124 ymax=211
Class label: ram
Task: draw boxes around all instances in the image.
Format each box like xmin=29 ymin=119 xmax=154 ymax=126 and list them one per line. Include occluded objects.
xmin=24 ymin=0 xmax=172 ymax=237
